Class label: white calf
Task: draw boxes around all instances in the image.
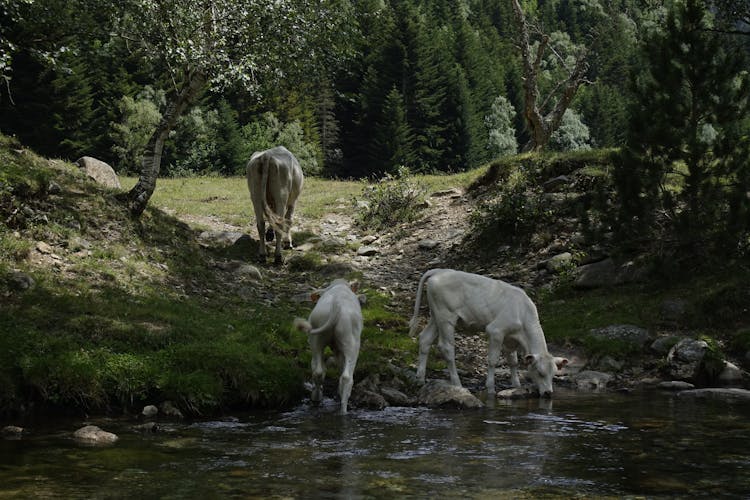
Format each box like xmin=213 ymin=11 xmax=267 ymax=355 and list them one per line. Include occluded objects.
xmin=409 ymin=269 xmax=567 ymax=396
xmin=294 ymin=279 xmax=363 ymax=414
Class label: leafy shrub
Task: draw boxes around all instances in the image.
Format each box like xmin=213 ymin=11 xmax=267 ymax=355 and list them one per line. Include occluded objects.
xmin=354 ymin=166 xmax=426 ymax=230
xmin=471 ymin=178 xmax=553 ymax=246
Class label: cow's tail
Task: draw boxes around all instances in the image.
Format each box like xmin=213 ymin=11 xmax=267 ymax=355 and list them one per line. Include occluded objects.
xmin=294 ymin=301 xmax=341 ymax=336
xmin=408 ymin=269 xmax=441 ymax=336
xmin=259 ymin=155 xmax=289 ymax=237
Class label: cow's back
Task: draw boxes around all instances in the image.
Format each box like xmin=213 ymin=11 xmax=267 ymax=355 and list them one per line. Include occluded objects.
xmin=426 ymin=270 xmax=532 ymax=327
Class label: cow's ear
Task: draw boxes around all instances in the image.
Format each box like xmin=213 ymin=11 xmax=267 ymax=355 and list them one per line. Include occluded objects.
xmin=349 ymin=281 xmax=359 ymax=293
xmin=311 ymin=292 xmax=321 ymax=303
xmin=555 ymin=357 xmax=569 ymax=370
xmin=524 ymin=354 xmax=537 ymax=366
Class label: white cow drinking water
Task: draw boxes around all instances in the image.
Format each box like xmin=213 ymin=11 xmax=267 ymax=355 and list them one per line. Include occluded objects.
xmin=409 ymin=269 xmax=568 ymax=397
xmin=294 ymin=279 xmax=363 ymax=414
xmin=246 ymin=146 xmax=304 ymax=264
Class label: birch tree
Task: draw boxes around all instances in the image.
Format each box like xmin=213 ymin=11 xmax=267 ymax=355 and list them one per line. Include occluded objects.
xmin=117 ymin=0 xmax=353 ymax=216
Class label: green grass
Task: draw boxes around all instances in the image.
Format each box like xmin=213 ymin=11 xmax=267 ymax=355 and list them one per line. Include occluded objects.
xmin=120 ymin=169 xmax=483 ymax=230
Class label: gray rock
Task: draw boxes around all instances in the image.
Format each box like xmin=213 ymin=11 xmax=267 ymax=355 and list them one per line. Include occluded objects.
xmin=36 ymin=241 xmax=54 ymax=254
xmin=589 ymin=325 xmax=650 ymax=346
xmin=544 ymin=252 xmax=573 ymax=273
xmin=677 ymin=388 xmax=750 ymax=403
xmin=356 ymin=245 xmax=379 ymax=256
xmin=142 ymin=405 xmax=158 ymax=417
xmin=418 ymin=239 xmax=439 ymax=250
xmin=570 ymin=370 xmax=612 ymax=390
xmin=380 ymin=387 xmax=412 ymax=406
xmin=354 ymin=389 xmax=388 ymax=410
xmin=76 ymin=156 xmax=121 ymax=189
xmin=496 ymin=386 xmax=537 ymax=399
xmin=198 ymin=231 xmax=249 ymax=248
xmin=160 ymin=401 xmax=184 ymax=419
xmin=658 ymin=381 xmax=695 ymax=391
xmin=8 ymin=271 xmax=35 ymax=291
xmin=360 ymin=235 xmax=379 ymax=245
xmin=668 ymin=339 xmax=708 ymax=363
xmin=667 ymin=339 xmax=708 ymax=381
xmin=133 ymin=422 xmax=159 ymax=433
xmin=47 ymin=181 xmax=62 ymax=194
xmin=574 ymin=258 xmax=616 ymax=289
xmin=418 ymin=380 xmax=484 ymax=409
xmin=73 ymin=425 xmax=118 ymax=445
xmin=320 ymin=237 xmax=347 ymax=249
xmin=718 ymin=361 xmax=744 ymax=385
xmin=2 ymin=426 xmax=24 ymax=439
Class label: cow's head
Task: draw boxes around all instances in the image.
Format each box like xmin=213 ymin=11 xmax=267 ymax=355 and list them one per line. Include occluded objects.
xmin=524 ymin=353 xmax=569 ymax=397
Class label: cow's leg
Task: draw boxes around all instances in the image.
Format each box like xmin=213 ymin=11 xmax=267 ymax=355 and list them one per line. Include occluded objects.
xmin=284 ymin=203 xmax=296 ymax=250
xmin=271 ymin=195 xmax=288 ymax=265
xmin=486 ymin=333 xmax=503 ymax=394
xmin=254 ymin=211 xmax=267 ymax=262
xmin=309 ymin=341 xmax=325 ymax=406
xmin=436 ymin=322 xmax=460 ymax=387
xmin=338 ymin=350 xmax=359 ymax=415
xmin=507 ymin=350 xmax=520 ymax=387
xmin=416 ymin=318 xmax=438 ymax=384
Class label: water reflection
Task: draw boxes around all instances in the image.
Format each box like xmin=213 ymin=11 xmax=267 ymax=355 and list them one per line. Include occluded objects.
xmin=1 ymin=390 xmax=750 ymax=498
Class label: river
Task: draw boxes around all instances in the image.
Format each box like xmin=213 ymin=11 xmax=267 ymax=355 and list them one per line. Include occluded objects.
xmin=2 ymin=389 xmax=749 ymax=498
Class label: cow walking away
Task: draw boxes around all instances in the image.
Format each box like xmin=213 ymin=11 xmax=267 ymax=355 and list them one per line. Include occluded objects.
xmin=409 ymin=269 xmax=568 ymax=397
xmin=294 ymin=279 xmax=363 ymax=414
xmin=246 ymin=146 xmax=304 ymax=264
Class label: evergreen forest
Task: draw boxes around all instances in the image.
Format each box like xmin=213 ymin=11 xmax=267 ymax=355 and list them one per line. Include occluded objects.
xmin=1 ymin=0 xmax=749 ymax=251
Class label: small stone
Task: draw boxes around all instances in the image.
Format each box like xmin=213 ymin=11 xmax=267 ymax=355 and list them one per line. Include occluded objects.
xmin=73 ymin=425 xmax=118 ymax=445
xmin=142 ymin=405 xmax=158 ymax=417
xmin=160 ymin=401 xmax=184 ymax=418
xmin=658 ymin=381 xmax=695 ymax=391
xmin=418 ymin=239 xmax=439 ymax=250
xmin=2 ymin=426 xmax=24 ymax=439
xmin=36 ymin=241 xmax=54 ymax=254
xmin=357 ymin=245 xmax=379 ymax=256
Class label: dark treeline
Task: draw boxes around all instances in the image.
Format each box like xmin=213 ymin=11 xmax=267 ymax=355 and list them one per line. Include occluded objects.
xmin=0 ymin=0 xmax=747 ymax=181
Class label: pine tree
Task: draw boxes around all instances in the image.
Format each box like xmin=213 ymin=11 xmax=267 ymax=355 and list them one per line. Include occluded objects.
xmin=50 ymin=52 xmax=96 ymax=159
xmin=616 ymin=0 xmax=750 ymax=252
xmin=214 ymin=99 xmax=248 ymax=175
xmin=371 ymin=86 xmax=415 ymax=174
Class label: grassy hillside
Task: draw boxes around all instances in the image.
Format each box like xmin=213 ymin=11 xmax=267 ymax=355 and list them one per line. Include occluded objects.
xmin=2 ymin=135 xmax=748 ymax=418
xmin=0 ymin=135 xmax=425 ymax=417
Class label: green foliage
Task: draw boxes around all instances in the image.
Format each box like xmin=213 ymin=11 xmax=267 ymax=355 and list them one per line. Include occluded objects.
xmin=615 ymin=0 xmax=750 ymax=257
xmin=242 ymin=112 xmax=321 ymax=176
xmin=110 ymin=92 xmax=162 ymax=174
xmin=485 ymin=95 xmax=518 ymax=158
xmin=354 ymin=167 xmax=427 ymax=230
xmin=471 ymin=171 xmax=553 ymax=247
xmin=549 ymin=108 xmax=592 ymax=152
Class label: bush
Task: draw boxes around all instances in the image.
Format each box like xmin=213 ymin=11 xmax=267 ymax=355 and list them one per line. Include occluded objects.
xmin=471 ymin=177 xmax=553 ymax=246
xmin=354 ymin=167 xmax=426 ymax=230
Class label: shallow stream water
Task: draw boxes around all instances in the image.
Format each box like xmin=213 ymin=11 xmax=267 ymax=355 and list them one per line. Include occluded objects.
xmin=2 ymin=389 xmax=750 ymax=498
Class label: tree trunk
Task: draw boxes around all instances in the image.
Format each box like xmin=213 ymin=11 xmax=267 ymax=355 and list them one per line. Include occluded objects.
xmin=125 ymin=70 xmax=206 ymax=216
xmin=511 ymin=0 xmax=588 ymax=152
